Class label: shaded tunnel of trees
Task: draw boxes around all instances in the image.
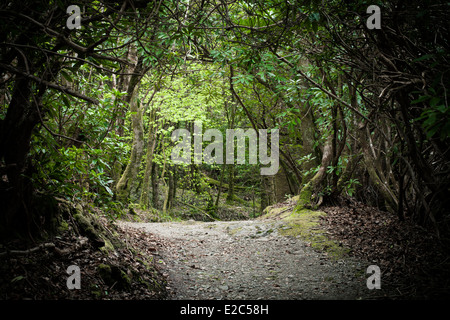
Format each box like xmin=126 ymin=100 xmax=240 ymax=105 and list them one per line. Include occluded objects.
xmin=1 ymin=0 xmax=449 ymax=253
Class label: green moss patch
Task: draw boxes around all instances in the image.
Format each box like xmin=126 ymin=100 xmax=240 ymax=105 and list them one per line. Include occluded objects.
xmin=226 ymin=225 xmax=242 ymax=236
xmin=261 ymin=200 xmax=349 ymax=260
xmin=97 ymin=263 xmax=131 ymax=290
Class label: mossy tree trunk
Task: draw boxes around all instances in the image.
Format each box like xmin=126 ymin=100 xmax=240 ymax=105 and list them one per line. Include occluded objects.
xmin=114 ymin=45 xmax=150 ymax=204
xmin=111 ymin=45 xmax=140 ymax=186
xmin=139 ymin=109 xmax=158 ymax=209
xmin=296 ymin=133 xmax=333 ymax=211
xmin=295 ymin=75 xmax=348 ymax=211
xmin=115 ymin=81 xmax=145 ymax=204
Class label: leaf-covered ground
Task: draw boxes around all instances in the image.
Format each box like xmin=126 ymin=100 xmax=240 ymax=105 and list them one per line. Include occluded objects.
xmin=0 ymin=217 xmax=168 ymax=300
xmin=320 ymin=199 xmax=450 ymax=299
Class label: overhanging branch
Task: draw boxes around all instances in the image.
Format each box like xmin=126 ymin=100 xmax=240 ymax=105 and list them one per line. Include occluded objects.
xmin=0 ymin=63 xmax=99 ymax=104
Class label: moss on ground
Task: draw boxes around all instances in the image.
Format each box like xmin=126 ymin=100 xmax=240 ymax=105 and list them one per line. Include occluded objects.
xmin=260 ymin=199 xmax=349 ymax=260
xmin=97 ymin=263 xmax=132 ymax=290
xmin=100 ymin=238 xmax=116 ymax=254
xmin=226 ymin=225 xmax=242 ymax=236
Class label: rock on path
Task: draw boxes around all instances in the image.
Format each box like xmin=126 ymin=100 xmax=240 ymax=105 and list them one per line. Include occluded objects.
xmin=119 ymin=219 xmax=375 ymax=300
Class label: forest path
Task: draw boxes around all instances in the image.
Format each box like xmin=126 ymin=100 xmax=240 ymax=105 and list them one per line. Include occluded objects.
xmin=118 ymin=219 xmax=374 ymax=300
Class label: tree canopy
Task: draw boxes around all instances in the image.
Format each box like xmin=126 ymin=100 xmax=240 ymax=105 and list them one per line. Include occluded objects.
xmin=1 ymin=0 xmax=449 ymax=247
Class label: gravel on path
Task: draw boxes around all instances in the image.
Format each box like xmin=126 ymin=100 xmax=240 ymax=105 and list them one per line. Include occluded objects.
xmin=118 ymin=219 xmax=377 ymax=300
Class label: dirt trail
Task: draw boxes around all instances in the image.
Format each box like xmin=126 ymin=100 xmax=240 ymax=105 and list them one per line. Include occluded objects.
xmin=119 ymin=219 xmax=376 ymax=300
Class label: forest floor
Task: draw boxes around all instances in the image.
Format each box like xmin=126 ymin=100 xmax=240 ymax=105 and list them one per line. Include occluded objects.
xmin=118 ymin=219 xmax=374 ymax=299
xmin=1 ymin=198 xmax=449 ymax=300
xmin=320 ymin=199 xmax=450 ymax=299
xmin=118 ymin=198 xmax=450 ymax=300
xmin=0 ymin=215 xmax=168 ymax=300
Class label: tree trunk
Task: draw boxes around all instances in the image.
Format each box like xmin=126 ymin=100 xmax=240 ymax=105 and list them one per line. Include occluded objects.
xmin=260 ymin=175 xmax=268 ymax=212
xmin=225 ymin=92 xmax=236 ymax=203
xmin=139 ymin=109 xmax=158 ymax=208
xmin=115 ymin=83 xmax=145 ymax=203
xmin=260 ymin=174 xmax=276 ymax=212
xmin=360 ymin=125 xmax=398 ymax=214
xmin=151 ymin=162 xmax=160 ymax=209
xmin=111 ymin=45 xmax=145 ymax=187
xmin=164 ymin=166 xmax=176 ymax=212
xmin=170 ymin=166 xmax=177 ymax=207
xmin=116 ymin=45 xmax=139 ymax=137
xmin=226 ymin=164 xmax=235 ymax=202
xmin=274 ymin=166 xmax=292 ymax=202
xmin=0 ymin=74 xmax=38 ymax=239
xmin=214 ymin=164 xmax=227 ymax=215
xmin=295 ymin=133 xmax=333 ymax=210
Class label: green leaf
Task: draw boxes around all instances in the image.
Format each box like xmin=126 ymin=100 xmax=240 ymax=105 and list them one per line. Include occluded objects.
xmin=413 ymin=54 xmax=434 ymax=62
xmin=411 ymin=95 xmax=430 ymax=104
xmin=425 ymin=124 xmax=439 ymax=139
xmin=60 ymin=70 xmax=73 ymax=82
xmin=11 ymin=275 xmax=25 ymax=283
xmin=104 ymin=185 xmax=113 ymax=196
xmin=61 ymin=95 xmax=71 ymax=109
xmin=433 ymin=104 xmax=447 ymax=114
xmin=430 ymin=97 xmax=441 ymax=107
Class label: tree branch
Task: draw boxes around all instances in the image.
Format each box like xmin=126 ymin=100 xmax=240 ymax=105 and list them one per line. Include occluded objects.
xmin=229 ymin=65 xmax=259 ymax=135
xmin=0 ymin=10 xmax=134 ymax=66
xmin=0 ymin=63 xmax=99 ymax=104
xmin=0 ymin=243 xmax=55 ymax=257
